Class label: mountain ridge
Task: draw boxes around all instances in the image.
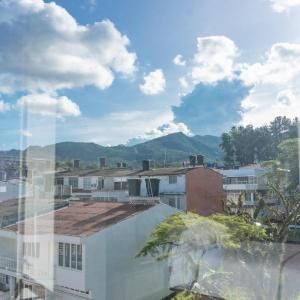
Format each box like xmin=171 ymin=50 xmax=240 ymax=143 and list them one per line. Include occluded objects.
xmin=0 ymin=133 xmax=222 ymax=166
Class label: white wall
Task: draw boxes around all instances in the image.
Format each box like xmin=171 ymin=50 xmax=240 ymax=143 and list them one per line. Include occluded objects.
xmin=84 ymin=204 xmax=178 ymax=300
xmin=140 ymin=175 xmax=186 ymax=196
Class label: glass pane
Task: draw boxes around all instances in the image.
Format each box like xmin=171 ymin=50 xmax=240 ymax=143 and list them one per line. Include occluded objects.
xmin=71 ymin=244 xmax=77 ymax=269
xmin=64 ymin=243 xmax=70 ymax=267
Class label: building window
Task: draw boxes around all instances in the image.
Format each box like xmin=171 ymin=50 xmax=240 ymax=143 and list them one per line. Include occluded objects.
xmin=83 ymin=177 xmax=92 ymax=190
xmin=58 ymin=242 xmax=83 ymax=271
xmin=77 ymin=245 xmax=82 ymax=270
xmin=65 ymin=243 xmax=70 ymax=267
xmin=114 ymin=181 xmax=128 ymax=190
xmin=55 ymin=177 xmax=64 ymax=185
xmin=69 ymin=177 xmax=78 ymax=188
xmin=97 ymin=177 xmax=104 ymax=190
xmin=23 ymin=242 xmax=40 ymax=258
xmin=58 ymin=242 xmax=64 ymax=267
xmin=169 ymin=175 xmax=177 ymax=184
xmin=168 ymin=197 xmax=176 ymax=207
xmin=71 ymin=244 xmax=77 ymax=269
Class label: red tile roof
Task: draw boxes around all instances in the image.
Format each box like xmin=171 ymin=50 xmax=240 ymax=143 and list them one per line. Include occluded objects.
xmin=4 ymin=201 xmax=155 ymax=237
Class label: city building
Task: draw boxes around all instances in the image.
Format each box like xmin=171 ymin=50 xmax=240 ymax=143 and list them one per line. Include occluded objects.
xmin=218 ymin=166 xmax=268 ymax=207
xmin=0 ymin=201 xmax=177 ymax=300
xmin=54 ymin=160 xmax=224 ymax=216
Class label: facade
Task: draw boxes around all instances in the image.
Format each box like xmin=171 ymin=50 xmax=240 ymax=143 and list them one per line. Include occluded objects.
xmin=0 ymin=201 xmax=177 ymax=300
xmin=55 ymin=165 xmax=224 ymax=216
xmin=218 ymin=166 xmax=268 ymax=207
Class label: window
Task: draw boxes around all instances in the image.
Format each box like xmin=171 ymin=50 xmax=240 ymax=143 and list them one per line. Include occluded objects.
xmin=97 ymin=177 xmax=104 ymax=190
xmin=114 ymin=181 xmax=128 ymax=190
xmin=58 ymin=242 xmax=64 ymax=267
xmin=65 ymin=243 xmax=70 ymax=267
xmin=77 ymin=244 xmax=82 ymax=270
xmin=169 ymin=175 xmax=177 ymax=184
xmin=69 ymin=177 xmax=78 ymax=188
xmin=58 ymin=242 xmax=83 ymax=270
xmin=83 ymin=177 xmax=91 ymax=189
xmin=23 ymin=242 xmax=40 ymax=258
xmin=71 ymin=244 xmax=77 ymax=269
xmin=55 ymin=177 xmax=64 ymax=185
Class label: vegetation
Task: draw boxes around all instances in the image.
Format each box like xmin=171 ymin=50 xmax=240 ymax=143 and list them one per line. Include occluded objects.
xmin=220 ymin=116 xmax=298 ymax=167
xmin=1 ymin=132 xmax=222 ymax=166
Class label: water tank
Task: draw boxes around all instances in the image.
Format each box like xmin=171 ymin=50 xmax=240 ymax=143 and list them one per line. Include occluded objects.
xmin=196 ymin=155 xmax=204 ymax=166
xmin=73 ymin=159 xmax=80 ymax=169
xmin=189 ymin=155 xmax=197 ymax=167
xmin=99 ymin=157 xmax=106 ymax=168
xmin=142 ymin=160 xmax=150 ymax=171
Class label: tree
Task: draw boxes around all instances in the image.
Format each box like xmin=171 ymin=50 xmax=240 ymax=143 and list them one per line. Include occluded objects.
xmin=137 ymin=212 xmax=267 ymax=299
xmin=220 ymin=116 xmax=299 ymax=167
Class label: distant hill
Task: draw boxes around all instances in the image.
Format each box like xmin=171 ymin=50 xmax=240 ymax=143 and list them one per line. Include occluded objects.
xmin=0 ymin=133 xmax=222 ymax=166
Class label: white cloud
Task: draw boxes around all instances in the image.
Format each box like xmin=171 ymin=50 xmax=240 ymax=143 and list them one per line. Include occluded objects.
xmin=191 ymin=36 xmax=238 ymax=84
xmin=179 ymin=77 xmax=189 ymax=89
xmin=239 ymin=43 xmax=300 ymax=85
xmin=0 ymin=0 xmax=137 ymax=94
xmin=16 ymin=93 xmax=81 ymax=118
xmin=139 ymin=69 xmax=166 ymax=95
xmin=239 ymin=43 xmax=300 ymax=125
xmin=241 ymin=88 xmax=300 ymax=126
xmin=270 ymin=0 xmax=300 ymax=12
xmin=127 ymin=121 xmax=192 ymax=145
xmin=20 ymin=129 xmax=33 ymax=137
xmin=0 ymin=100 xmax=11 ymax=112
xmin=59 ymin=109 xmax=174 ymax=146
xmin=173 ymin=54 xmax=186 ymax=66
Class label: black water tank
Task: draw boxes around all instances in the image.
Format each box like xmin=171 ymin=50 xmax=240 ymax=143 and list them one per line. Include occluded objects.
xmin=189 ymin=155 xmax=196 ymax=167
xmin=99 ymin=157 xmax=106 ymax=168
xmin=196 ymin=155 xmax=204 ymax=165
xmin=142 ymin=160 xmax=150 ymax=171
xmin=116 ymin=162 xmax=122 ymax=168
xmin=73 ymin=159 xmax=80 ymax=169
xmin=122 ymin=162 xmax=127 ymax=168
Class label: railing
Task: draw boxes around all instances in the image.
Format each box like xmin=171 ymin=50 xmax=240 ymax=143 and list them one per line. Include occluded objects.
xmin=129 ymin=197 xmax=160 ymax=205
xmin=0 ymin=256 xmax=50 ymax=279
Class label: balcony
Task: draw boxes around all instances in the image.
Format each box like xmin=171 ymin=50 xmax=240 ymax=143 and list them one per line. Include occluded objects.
xmin=0 ymin=256 xmax=50 ymax=280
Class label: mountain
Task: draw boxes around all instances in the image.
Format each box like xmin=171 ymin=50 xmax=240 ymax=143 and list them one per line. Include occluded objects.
xmin=0 ymin=133 xmax=222 ymax=166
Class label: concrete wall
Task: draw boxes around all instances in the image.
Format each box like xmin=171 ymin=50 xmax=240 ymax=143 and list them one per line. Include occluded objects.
xmin=84 ymin=204 xmax=177 ymax=300
xmin=140 ymin=175 xmax=185 ymax=197
xmin=186 ymin=168 xmax=224 ymax=216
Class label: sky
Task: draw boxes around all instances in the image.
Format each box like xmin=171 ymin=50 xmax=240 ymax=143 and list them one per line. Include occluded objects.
xmin=0 ymin=0 xmax=300 ymax=149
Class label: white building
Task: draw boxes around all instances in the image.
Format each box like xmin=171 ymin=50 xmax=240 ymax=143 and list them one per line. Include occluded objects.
xmin=0 ymin=201 xmax=177 ymax=299
xmin=218 ymin=166 xmax=267 ymax=206
xmin=55 ymin=166 xmax=224 ymax=216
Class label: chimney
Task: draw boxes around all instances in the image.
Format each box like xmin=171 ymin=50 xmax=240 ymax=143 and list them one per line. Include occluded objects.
xmin=189 ymin=155 xmax=196 ymax=167
xmin=142 ymin=160 xmax=150 ymax=171
xmin=99 ymin=157 xmax=106 ymax=169
xmin=73 ymin=159 xmax=80 ymax=169
xmin=196 ymin=154 xmax=204 ymax=166
xmin=122 ymin=162 xmax=127 ymax=168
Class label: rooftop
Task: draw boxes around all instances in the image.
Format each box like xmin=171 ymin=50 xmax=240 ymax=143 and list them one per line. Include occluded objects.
xmin=0 ymin=198 xmax=68 ymax=228
xmin=4 ymin=201 xmax=155 ymax=237
xmin=56 ymin=166 xmax=205 ymax=178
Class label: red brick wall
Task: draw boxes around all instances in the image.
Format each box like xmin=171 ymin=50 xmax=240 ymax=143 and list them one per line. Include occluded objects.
xmin=186 ymin=167 xmax=224 ymax=216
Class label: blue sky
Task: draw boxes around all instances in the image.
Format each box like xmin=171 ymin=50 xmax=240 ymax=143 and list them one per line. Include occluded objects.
xmin=0 ymin=0 xmax=300 ymax=149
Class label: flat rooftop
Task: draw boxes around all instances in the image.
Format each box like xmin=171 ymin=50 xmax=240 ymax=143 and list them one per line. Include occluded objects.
xmin=4 ymin=201 xmax=155 ymax=237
